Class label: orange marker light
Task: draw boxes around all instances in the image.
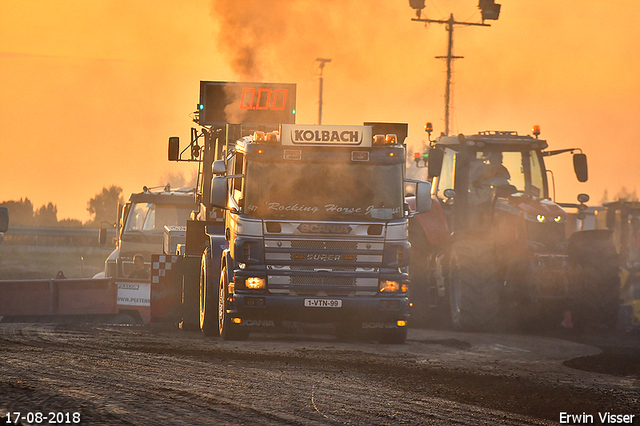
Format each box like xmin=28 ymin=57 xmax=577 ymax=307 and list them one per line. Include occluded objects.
xmin=425 ymin=122 xmax=433 ymax=133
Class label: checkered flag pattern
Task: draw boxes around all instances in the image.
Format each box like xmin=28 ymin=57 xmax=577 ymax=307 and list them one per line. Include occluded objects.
xmin=209 ymin=209 xmax=224 ymax=222
xmin=151 ymin=254 xmax=180 ymax=284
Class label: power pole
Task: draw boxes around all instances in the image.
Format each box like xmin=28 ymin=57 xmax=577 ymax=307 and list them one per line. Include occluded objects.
xmin=316 ymin=58 xmax=331 ymax=125
xmin=409 ymin=0 xmax=500 ymax=135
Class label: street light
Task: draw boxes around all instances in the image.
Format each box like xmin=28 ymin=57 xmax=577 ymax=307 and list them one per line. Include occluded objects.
xmin=316 ymin=58 xmax=331 ymax=125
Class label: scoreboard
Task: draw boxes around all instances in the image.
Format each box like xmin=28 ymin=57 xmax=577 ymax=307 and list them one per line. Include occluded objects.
xmin=198 ymin=81 xmax=296 ymax=126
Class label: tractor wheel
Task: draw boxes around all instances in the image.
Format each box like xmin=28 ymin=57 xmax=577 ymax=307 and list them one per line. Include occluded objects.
xmin=568 ymin=231 xmax=620 ymax=330
xmin=448 ymin=240 xmax=500 ymax=332
xmin=408 ymin=224 xmax=451 ymax=329
xmin=408 ymin=224 xmax=433 ymax=328
xmin=199 ymin=248 xmax=219 ymax=337
xmin=218 ymin=266 xmax=249 ymax=341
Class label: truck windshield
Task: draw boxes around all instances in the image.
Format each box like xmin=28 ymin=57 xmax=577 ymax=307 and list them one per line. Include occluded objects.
xmin=244 ymin=160 xmax=404 ymax=221
xmin=124 ymin=203 xmax=193 ymax=232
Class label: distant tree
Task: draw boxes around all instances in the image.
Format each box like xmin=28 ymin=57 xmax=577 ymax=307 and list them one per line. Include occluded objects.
xmin=158 ymin=169 xmax=198 ymax=189
xmin=602 ymin=187 xmax=639 ymax=204
xmin=0 ymin=198 xmax=35 ymax=226
xmin=86 ymin=185 xmax=124 ymax=227
xmin=615 ymin=187 xmax=638 ymax=202
xmin=58 ymin=218 xmax=83 ymax=227
xmin=34 ymin=202 xmax=58 ymax=227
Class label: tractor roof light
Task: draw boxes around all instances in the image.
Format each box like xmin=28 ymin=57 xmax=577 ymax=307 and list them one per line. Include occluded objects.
xmin=425 ymin=122 xmax=433 ymax=133
xmin=532 ymin=125 xmax=541 ymax=138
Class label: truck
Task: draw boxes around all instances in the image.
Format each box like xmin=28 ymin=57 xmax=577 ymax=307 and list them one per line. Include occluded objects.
xmin=0 ymin=206 xmax=8 ymax=241
xmin=97 ymin=185 xmax=196 ymax=278
xmin=408 ymin=126 xmax=620 ymax=331
xmin=162 ymin=81 xmax=431 ymax=342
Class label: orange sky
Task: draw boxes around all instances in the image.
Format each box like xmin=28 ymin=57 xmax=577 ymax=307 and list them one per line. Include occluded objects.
xmin=1 ymin=1 xmax=639 ymax=221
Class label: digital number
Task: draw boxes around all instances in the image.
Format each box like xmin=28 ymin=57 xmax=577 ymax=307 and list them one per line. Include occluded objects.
xmin=240 ymin=88 xmax=288 ymax=111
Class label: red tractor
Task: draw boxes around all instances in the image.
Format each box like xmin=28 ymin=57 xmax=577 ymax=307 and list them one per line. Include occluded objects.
xmin=408 ymin=127 xmax=619 ymax=331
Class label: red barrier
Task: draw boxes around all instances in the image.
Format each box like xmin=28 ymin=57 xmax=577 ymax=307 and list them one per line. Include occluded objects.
xmin=0 ymin=280 xmax=55 ymax=316
xmin=0 ymin=278 xmax=117 ymax=316
xmin=0 ymin=275 xmax=180 ymax=325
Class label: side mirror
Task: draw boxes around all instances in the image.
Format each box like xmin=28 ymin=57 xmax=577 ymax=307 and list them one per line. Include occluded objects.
xmin=210 ymin=176 xmax=228 ymax=209
xmin=573 ymin=153 xmax=588 ymax=182
xmin=99 ymin=225 xmax=107 ymax=246
xmin=168 ymin=137 xmax=180 ymax=161
xmin=212 ymin=160 xmax=226 ymax=175
xmin=428 ymin=147 xmax=444 ymax=178
xmin=414 ymin=181 xmax=432 ymax=213
xmin=0 ymin=206 xmax=8 ymax=233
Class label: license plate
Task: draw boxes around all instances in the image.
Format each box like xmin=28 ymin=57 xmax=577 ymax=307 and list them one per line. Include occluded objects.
xmin=304 ymin=298 xmax=342 ymax=308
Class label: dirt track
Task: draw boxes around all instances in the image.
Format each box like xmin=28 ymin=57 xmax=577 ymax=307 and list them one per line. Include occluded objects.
xmin=1 ymin=322 xmax=638 ymax=425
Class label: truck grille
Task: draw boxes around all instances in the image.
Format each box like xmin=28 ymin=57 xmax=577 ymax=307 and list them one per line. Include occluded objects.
xmin=264 ymin=235 xmax=383 ymax=296
xmin=291 ymin=276 xmax=356 ymax=286
xmin=291 ymin=240 xmax=358 ymax=250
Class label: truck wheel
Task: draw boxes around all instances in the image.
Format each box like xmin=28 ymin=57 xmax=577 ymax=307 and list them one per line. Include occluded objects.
xmin=568 ymin=231 xmax=620 ymax=330
xmin=199 ymin=248 xmax=219 ymax=337
xmin=377 ymin=326 xmax=408 ymax=344
xmin=218 ymin=266 xmax=249 ymax=341
xmin=448 ymin=240 xmax=500 ymax=332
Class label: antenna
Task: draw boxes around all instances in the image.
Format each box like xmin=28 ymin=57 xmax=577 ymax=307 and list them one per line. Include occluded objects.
xmin=316 ymin=58 xmax=332 ymax=125
xmin=410 ymin=6 xmax=497 ymax=135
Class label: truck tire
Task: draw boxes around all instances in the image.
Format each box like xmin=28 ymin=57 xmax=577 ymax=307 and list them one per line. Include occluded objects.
xmin=448 ymin=240 xmax=500 ymax=332
xmin=199 ymin=248 xmax=219 ymax=337
xmin=218 ymin=266 xmax=249 ymax=341
xmin=568 ymin=231 xmax=620 ymax=330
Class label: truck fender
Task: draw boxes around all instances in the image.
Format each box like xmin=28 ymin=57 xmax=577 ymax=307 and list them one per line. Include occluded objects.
xmin=207 ymin=234 xmax=229 ymax=283
xmin=407 ymin=195 xmax=449 ymax=248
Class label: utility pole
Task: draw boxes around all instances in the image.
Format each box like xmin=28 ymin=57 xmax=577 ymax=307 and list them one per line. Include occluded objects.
xmin=409 ymin=1 xmax=500 ymax=135
xmin=316 ymin=58 xmax=331 ymax=125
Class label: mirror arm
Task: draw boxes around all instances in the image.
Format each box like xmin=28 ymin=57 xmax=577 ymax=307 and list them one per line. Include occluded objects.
xmin=542 ymin=148 xmax=582 ymax=157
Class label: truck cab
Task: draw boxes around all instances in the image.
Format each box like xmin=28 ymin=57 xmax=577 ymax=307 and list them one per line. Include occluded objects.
xmin=204 ymin=123 xmax=431 ymax=342
xmin=97 ymin=186 xmax=196 ymax=278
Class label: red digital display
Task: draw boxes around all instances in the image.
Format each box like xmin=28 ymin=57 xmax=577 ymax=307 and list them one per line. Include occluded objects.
xmin=240 ymin=88 xmax=288 ymax=111
xmin=199 ymin=81 xmax=296 ymax=126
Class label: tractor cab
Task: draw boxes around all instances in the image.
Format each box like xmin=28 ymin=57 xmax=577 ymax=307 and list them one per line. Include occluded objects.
xmin=427 ymin=130 xmax=587 ymax=246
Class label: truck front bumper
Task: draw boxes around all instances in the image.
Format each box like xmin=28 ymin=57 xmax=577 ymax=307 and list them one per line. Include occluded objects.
xmin=229 ymin=293 xmax=410 ymax=330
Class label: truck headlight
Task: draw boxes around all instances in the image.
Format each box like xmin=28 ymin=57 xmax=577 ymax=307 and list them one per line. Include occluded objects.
xmin=380 ymin=280 xmax=407 ymax=293
xmin=245 ymin=277 xmax=266 ymax=290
